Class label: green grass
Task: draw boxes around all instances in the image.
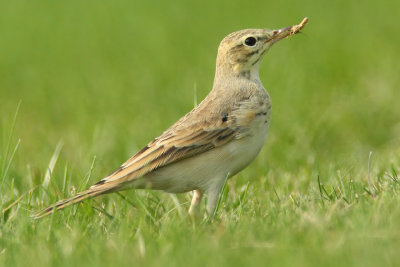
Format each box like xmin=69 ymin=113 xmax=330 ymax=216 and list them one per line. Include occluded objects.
xmin=1 ymin=0 xmax=400 ymax=266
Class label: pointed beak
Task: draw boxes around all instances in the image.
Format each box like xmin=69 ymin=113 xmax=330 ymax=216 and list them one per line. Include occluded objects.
xmin=267 ymin=17 xmax=308 ymax=44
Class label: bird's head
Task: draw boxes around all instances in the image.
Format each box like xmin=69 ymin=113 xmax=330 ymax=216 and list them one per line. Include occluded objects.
xmin=215 ymin=18 xmax=308 ymax=79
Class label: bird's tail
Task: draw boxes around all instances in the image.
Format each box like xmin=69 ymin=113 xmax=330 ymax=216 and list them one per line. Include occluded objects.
xmin=32 ymin=186 xmax=111 ymax=219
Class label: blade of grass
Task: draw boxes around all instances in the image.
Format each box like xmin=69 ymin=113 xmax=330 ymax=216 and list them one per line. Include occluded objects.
xmin=0 ymin=139 xmax=21 ymax=191
xmin=168 ymin=194 xmax=183 ymax=218
xmin=62 ymin=163 xmax=69 ymax=198
xmin=79 ymin=155 xmax=96 ymax=191
xmin=2 ymin=186 xmax=39 ymax=214
xmin=43 ymin=141 xmax=64 ymax=189
xmin=1 ymin=101 xmax=21 ymax=183
xmin=135 ymin=193 xmax=156 ymax=224
xmin=116 ymin=192 xmax=137 ymax=208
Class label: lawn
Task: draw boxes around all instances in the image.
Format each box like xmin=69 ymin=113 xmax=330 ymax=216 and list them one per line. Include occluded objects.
xmin=1 ymin=0 xmax=400 ymax=266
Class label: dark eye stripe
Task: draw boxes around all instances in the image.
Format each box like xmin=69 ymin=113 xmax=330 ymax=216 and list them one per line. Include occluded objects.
xmin=232 ymin=43 xmax=243 ymax=49
xmin=245 ymin=50 xmax=259 ymax=57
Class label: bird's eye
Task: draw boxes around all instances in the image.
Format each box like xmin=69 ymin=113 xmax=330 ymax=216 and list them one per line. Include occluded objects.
xmin=244 ymin=37 xmax=257 ymax=46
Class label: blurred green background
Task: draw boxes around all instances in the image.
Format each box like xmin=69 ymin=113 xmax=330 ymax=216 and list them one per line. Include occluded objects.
xmin=1 ymin=0 xmax=399 ymax=172
xmin=1 ymin=0 xmax=400 ymax=266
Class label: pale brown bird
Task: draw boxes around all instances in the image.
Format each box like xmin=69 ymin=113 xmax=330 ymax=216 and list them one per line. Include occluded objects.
xmin=34 ymin=18 xmax=308 ymax=219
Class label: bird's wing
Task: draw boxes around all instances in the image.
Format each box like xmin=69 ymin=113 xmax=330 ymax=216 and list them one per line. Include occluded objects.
xmin=90 ymin=96 xmax=265 ymax=190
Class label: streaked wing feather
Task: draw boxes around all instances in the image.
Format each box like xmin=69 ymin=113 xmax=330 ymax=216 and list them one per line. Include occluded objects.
xmin=90 ymin=96 xmax=263 ymax=189
xmin=91 ymin=125 xmax=237 ymax=189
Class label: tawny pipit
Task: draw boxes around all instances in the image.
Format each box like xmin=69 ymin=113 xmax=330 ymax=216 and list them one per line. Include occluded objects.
xmin=34 ymin=18 xmax=308 ymax=219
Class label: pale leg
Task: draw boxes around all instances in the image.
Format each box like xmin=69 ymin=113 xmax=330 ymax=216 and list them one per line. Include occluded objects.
xmin=188 ymin=189 xmax=203 ymax=217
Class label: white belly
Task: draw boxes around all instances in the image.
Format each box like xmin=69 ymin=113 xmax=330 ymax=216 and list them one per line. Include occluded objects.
xmin=140 ymin=115 xmax=270 ymax=194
